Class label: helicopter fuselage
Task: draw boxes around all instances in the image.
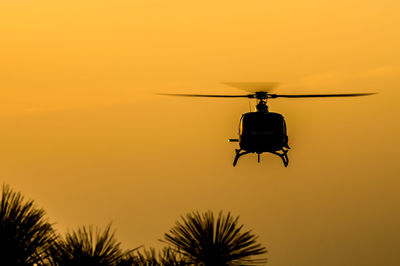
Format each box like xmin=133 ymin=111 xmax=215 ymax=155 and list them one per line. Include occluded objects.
xmin=231 ymin=110 xmax=290 ymax=166
xmin=239 ymin=112 xmax=288 ymax=152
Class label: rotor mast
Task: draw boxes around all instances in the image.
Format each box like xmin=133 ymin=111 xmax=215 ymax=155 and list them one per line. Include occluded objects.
xmin=255 ymin=92 xmax=269 ymax=112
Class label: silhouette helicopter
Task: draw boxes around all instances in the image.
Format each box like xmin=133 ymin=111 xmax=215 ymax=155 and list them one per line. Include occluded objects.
xmin=159 ymin=82 xmax=375 ymax=167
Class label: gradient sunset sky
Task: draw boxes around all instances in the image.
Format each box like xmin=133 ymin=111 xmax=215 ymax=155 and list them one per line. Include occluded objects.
xmin=1 ymin=1 xmax=399 ymax=265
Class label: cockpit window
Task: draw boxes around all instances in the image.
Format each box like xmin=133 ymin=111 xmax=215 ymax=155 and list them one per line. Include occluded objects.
xmin=242 ymin=113 xmax=284 ymax=136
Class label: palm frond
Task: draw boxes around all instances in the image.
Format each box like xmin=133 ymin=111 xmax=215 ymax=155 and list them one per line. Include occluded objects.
xmin=164 ymin=211 xmax=267 ymax=266
xmin=121 ymin=246 xmax=189 ymax=266
xmin=54 ymin=223 xmax=132 ymax=266
xmin=0 ymin=184 xmax=58 ymax=265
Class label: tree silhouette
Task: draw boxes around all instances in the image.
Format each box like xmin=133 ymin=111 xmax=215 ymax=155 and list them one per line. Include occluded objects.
xmin=164 ymin=211 xmax=267 ymax=266
xmin=0 ymin=184 xmax=57 ymax=265
xmin=121 ymin=246 xmax=189 ymax=265
xmin=53 ymin=223 xmax=133 ymax=266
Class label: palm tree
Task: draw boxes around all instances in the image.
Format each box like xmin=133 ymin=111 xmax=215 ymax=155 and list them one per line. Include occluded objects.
xmin=164 ymin=211 xmax=267 ymax=266
xmin=53 ymin=223 xmax=133 ymax=266
xmin=157 ymin=247 xmax=189 ymax=266
xmin=122 ymin=246 xmax=189 ymax=265
xmin=0 ymin=184 xmax=58 ymax=265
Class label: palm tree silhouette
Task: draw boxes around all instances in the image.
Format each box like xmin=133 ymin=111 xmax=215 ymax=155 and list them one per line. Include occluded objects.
xmin=121 ymin=246 xmax=189 ymax=265
xmin=0 ymin=184 xmax=57 ymax=265
xmin=163 ymin=211 xmax=267 ymax=266
xmin=53 ymin=223 xmax=133 ymax=266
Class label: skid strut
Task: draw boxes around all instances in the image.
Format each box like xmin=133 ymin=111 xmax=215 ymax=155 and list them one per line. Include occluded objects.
xmin=233 ymin=149 xmax=289 ymax=167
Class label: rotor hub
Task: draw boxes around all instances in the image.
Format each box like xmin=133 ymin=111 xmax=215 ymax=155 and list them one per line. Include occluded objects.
xmin=255 ymin=91 xmax=268 ymax=100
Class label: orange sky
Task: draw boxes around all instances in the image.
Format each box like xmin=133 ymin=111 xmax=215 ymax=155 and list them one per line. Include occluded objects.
xmin=1 ymin=1 xmax=399 ymax=265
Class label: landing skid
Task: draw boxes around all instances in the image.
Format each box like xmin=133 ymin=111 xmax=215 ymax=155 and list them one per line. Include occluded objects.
xmin=233 ymin=148 xmax=289 ymax=167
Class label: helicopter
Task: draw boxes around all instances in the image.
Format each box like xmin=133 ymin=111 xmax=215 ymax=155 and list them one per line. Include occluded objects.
xmin=159 ymin=82 xmax=375 ymax=167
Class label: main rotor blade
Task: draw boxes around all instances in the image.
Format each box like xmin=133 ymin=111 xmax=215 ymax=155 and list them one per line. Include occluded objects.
xmin=269 ymin=92 xmax=376 ymax=98
xmin=157 ymin=93 xmax=252 ymax=98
